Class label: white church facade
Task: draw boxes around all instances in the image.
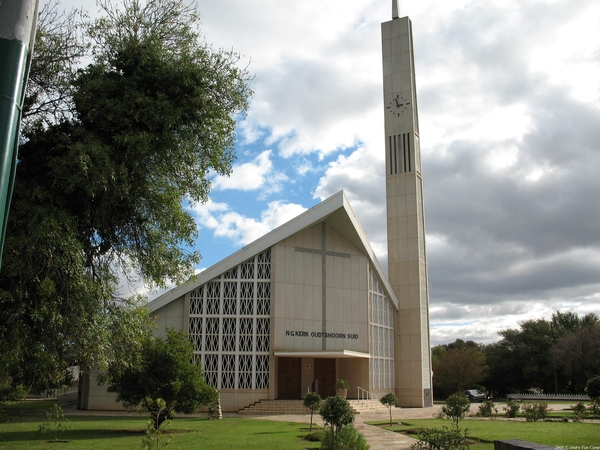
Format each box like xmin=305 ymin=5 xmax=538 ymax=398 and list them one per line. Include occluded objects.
xmin=79 ymin=1 xmax=433 ymax=411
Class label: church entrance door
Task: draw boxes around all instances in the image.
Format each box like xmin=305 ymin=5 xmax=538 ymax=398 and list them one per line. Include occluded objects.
xmin=314 ymin=358 xmax=336 ymax=398
xmin=277 ymin=357 xmax=301 ymax=399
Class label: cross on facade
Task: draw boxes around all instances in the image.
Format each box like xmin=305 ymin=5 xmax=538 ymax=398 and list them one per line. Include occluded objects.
xmin=295 ymin=222 xmax=351 ymax=349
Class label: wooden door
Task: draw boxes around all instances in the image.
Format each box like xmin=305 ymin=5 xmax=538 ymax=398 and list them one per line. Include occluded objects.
xmin=277 ymin=357 xmax=301 ymax=399
xmin=314 ymin=358 xmax=336 ymax=398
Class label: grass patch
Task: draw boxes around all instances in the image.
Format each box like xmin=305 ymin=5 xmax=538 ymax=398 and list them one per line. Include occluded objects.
xmin=368 ymin=418 xmax=599 ymax=450
xmin=3 ymin=400 xmax=57 ymax=412
xmin=0 ymin=414 xmax=321 ymax=449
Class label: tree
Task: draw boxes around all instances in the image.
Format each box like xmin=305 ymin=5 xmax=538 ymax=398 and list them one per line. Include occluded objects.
xmin=441 ymin=394 xmax=471 ymax=430
xmin=303 ymin=391 xmax=322 ymax=431
xmin=433 ymin=340 xmax=488 ymax=399
xmin=483 ymin=319 xmax=554 ymax=395
xmin=380 ymin=392 xmax=398 ymax=426
xmin=551 ymin=314 xmax=600 ymax=393
xmin=105 ymin=329 xmax=217 ymax=429
xmin=320 ymin=396 xmax=355 ymax=443
xmin=587 ymin=375 xmax=600 ymax=400
xmin=481 ymin=312 xmax=599 ymax=396
xmin=0 ymin=0 xmax=251 ymax=391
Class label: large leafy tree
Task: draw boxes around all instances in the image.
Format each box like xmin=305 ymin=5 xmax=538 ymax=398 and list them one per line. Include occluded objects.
xmin=483 ymin=312 xmax=599 ymax=396
xmin=0 ymin=0 xmax=251 ymax=391
xmin=105 ymin=329 xmax=218 ymax=429
xmin=432 ymin=339 xmax=488 ymax=399
xmin=483 ymin=319 xmax=554 ymax=395
xmin=551 ymin=313 xmax=600 ymax=393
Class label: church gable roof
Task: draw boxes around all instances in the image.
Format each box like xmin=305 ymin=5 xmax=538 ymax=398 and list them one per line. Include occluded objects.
xmin=147 ymin=190 xmax=398 ymax=312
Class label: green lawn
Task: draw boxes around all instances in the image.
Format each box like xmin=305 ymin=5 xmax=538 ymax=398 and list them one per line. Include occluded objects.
xmin=0 ymin=414 xmax=321 ymax=450
xmin=370 ymin=417 xmax=599 ymax=450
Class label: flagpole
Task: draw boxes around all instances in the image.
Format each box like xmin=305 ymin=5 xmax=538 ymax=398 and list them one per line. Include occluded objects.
xmin=0 ymin=0 xmax=39 ymax=269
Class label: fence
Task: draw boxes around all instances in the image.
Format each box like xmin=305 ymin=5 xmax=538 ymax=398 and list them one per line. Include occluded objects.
xmin=506 ymin=393 xmax=589 ymax=402
xmin=39 ymin=387 xmax=78 ymax=406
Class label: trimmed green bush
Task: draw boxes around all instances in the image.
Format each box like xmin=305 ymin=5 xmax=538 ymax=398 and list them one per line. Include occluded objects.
xmin=303 ymin=391 xmax=322 ymax=431
xmin=441 ymin=394 xmax=470 ymax=429
xmin=321 ymin=424 xmax=369 ymax=450
xmin=570 ymin=402 xmax=588 ymax=422
xmin=521 ymin=402 xmax=548 ymax=422
xmin=503 ymin=400 xmax=520 ymax=418
xmin=410 ymin=426 xmax=470 ymax=450
xmin=320 ymin=396 xmax=356 ymax=449
xmin=477 ymin=399 xmax=497 ymax=417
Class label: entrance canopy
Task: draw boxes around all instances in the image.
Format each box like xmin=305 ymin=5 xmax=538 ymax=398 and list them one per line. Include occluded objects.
xmin=274 ymin=350 xmax=370 ymax=359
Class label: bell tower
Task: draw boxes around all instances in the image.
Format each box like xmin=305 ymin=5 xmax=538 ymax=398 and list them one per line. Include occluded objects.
xmin=382 ymin=0 xmax=432 ymax=407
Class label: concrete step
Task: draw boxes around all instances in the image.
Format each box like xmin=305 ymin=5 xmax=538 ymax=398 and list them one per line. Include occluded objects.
xmin=239 ymin=398 xmax=390 ymax=415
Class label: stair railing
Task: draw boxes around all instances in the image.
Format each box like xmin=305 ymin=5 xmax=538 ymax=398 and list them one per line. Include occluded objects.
xmin=356 ymin=386 xmax=378 ymax=401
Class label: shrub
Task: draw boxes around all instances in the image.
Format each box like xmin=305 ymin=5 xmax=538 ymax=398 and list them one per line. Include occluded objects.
xmin=320 ymin=396 xmax=355 ymax=441
xmin=587 ymin=398 xmax=600 ymax=418
xmin=477 ymin=399 xmax=497 ymax=417
xmin=570 ymin=402 xmax=588 ymax=422
xmin=335 ymin=379 xmax=350 ymax=390
xmin=586 ymin=375 xmax=600 ymax=400
xmin=304 ymin=431 xmax=322 ymax=442
xmin=410 ymin=426 xmax=470 ymax=450
xmin=0 ymin=382 xmax=26 ymax=401
xmin=321 ymin=424 xmax=369 ymax=450
xmin=441 ymin=394 xmax=471 ymax=429
xmin=521 ymin=402 xmax=548 ymax=422
xmin=503 ymin=400 xmax=520 ymax=418
xmin=303 ymin=391 xmax=322 ymax=431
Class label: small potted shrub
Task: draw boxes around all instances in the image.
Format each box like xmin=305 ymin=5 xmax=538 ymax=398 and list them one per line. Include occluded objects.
xmin=335 ymin=379 xmax=349 ymax=399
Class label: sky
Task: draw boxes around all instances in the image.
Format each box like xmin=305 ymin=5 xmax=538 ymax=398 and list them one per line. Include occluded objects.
xmin=51 ymin=0 xmax=600 ymax=345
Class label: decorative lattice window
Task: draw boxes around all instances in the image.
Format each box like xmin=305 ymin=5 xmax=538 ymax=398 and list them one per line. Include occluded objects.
xmin=190 ymin=286 xmax=203 ymax=315
xmin=238 ymin=355 xmax=253 ymax=389
xmin=223 ymin=267 xmax=237 ymax=279
xmin=239 ymin=318 xmax=253 ymax=352
xmin=257 ymin=283 xmax=270 ymax=315
xmin=223 ymin=282 xmax=237 ymax=315
xmin=221 ymin=354 xmax=236 ymax=388
xmin=369 ymin=267 xmax=395 ymax=390
xmin=204 ymin=354 xmax=219 ymax=388
xmin=255 ymin=355 xmax=270 ymax=389
xmin=256 ymin=318 xmax=270 ymax=352
xmin=189 ymin=317 xmax=202 ymax=352
xmin=206 ymin=282 xmax=220 ymax=315
xmin=205 ymin=318 xmax=219 ymax=352
xmin=188 ymin=249 xmax=271 ymax=390
xmin=240 ymin=282 xmax=253 ymax=315
xmin=257 ymin=249 xmax=271 ymax=279
xmin=240 ymin=260 xmax=254 ymax=279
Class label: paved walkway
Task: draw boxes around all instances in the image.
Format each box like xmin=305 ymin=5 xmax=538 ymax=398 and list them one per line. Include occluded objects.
xmin=249 ymin=405 xmax=446 ymax=450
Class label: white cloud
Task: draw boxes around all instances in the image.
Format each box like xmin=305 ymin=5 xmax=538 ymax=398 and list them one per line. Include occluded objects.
xmin=192 ymin=200 xmax=307 ymax=246
xmin=213 ymin=150 xmax=273 ymax=191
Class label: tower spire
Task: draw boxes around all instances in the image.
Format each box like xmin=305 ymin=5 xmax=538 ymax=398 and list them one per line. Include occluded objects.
xmin=382 ymin=8 xmax=432 ymax=408
xmin=392 ymin=0 xmax=400 ymax=19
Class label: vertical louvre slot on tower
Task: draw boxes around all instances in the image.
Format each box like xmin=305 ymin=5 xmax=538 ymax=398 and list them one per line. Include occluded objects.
xmin=388 ymin=135 xmax=394 ymax=175
xmin=388 ymin=133 xmax=412 ymax=174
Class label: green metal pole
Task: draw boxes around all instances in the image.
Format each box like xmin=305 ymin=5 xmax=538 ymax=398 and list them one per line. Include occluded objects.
xmin=0 ymin=0 xmax=39 ymax=270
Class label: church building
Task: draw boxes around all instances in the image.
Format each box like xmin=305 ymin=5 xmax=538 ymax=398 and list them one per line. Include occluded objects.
xmin=79 ymin=1 xmax=432 ymax=411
